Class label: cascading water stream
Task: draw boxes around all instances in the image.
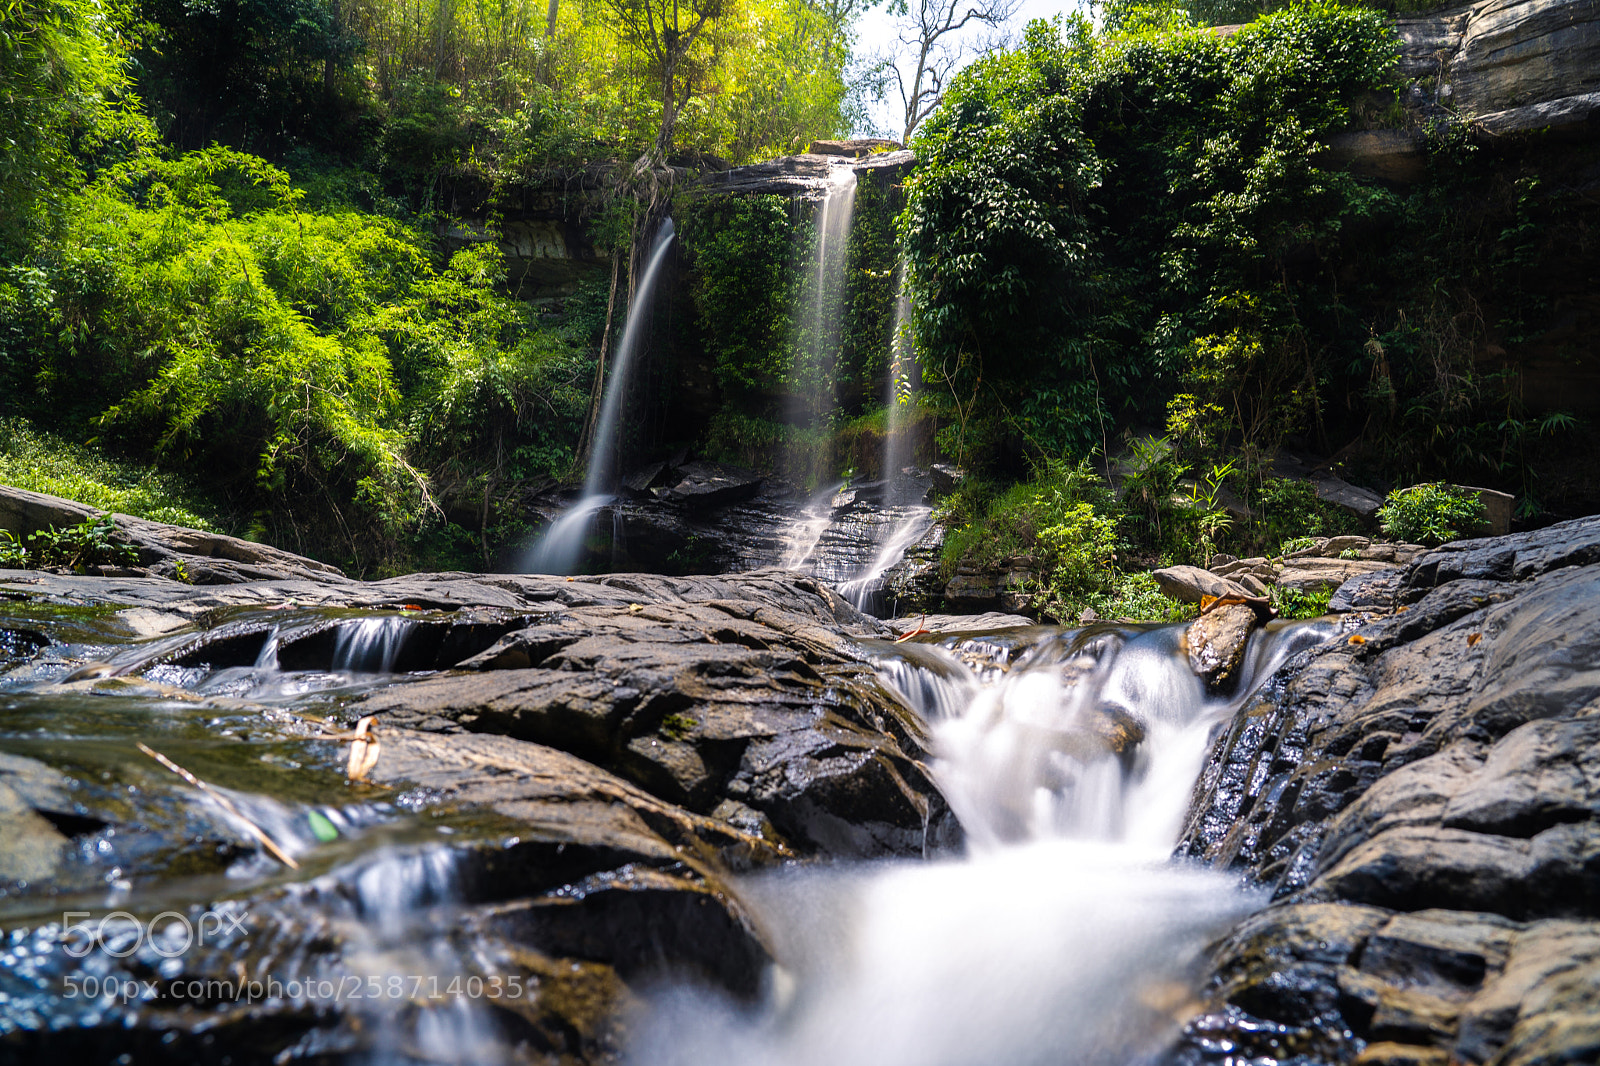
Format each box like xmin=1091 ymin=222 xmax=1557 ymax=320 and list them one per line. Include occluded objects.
xmin=330 ymin=616 xmax=414 ymax=674
xmin=524 ymin=219 xmax=677 ymax=575
xmin=882 ymin=264 xmax=916 ymax=491
xmin=633 ymin=617 xmax=1339 ymax=1066
xmin=785 ymin=166 xmax=858 ymax=488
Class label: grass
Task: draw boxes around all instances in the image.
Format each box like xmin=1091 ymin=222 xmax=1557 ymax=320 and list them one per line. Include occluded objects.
xmin=0 ymin=417 xmax=226 ymax=532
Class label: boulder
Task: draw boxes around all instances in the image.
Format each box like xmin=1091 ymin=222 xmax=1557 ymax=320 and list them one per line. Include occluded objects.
xmin=664 ymin=460 xmax=765 ymax=508
xmin=1153 ymin=564 xmax=1253 ymax=603
xmin=929 ymin=463 xmax=966 ymax=497
xmin=1458 ymin=484 xmax=1516 ymax=536
xmin=1185 ymin=603 xmax=1260 ymax=692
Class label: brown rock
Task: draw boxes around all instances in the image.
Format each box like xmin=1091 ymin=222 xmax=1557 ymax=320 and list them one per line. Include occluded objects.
xmin=1153 ymin=564 xmax=1253 ymax=603
xmin=1184 ymin=603 xmax=1260 ymax=692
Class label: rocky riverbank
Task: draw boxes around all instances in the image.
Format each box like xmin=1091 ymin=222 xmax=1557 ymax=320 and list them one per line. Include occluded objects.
xmin=0 ymin=557 xmax=950 ymax=1060
xmin=1173 ymin=513 xmax=1600 ymax=1066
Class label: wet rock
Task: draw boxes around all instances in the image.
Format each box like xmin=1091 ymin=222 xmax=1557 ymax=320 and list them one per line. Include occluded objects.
xmin=1186 ymin=604 xmax=1260 ymax=693
xmin=1153 ymin=565 xmax=1253 ymax=604
xmin=1174 ymin=513 xmax=1600 ymax=1066
xmin=664 ymin=460 xmax=765 ymax=508
xmin=929 ymin=463 xmax=966 ymax=497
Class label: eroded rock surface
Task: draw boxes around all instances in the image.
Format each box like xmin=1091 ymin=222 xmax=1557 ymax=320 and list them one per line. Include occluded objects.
xmin=0 ymin=564 xmax=950 ymax=1061
xmin=1172 ymin=513 xmax=1600 ymax=1066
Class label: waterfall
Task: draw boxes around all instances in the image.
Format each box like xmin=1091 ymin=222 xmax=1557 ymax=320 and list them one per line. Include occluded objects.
xmin=786 ymin=166 xmax=858 ymax=486
xmin=631 ymin=618 xmax=1340 ymax=1066
xmin=332 ymin=847 xmax=508 ymax=1064
xmin=883 ymin=265 xmax=916 ymax=492
xmin=833 ymin=265 xmax=927 ymax=614
xmin=524 ymin=219 xmax=677 ymax=575
xmin=330 ymin=617 xmax=413 ymax=673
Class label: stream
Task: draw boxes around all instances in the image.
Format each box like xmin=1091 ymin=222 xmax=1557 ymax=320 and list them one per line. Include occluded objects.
xmin=0 ymin=590 xmax=1337 ymax=1063
xmin=630 ymin=618 xmax=1336 ymax=1066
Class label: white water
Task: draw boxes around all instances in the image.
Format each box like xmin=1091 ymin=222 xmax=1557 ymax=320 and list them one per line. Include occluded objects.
xmin=781 ymin=483 xmax=845 ymax=571
xmin=336 ymin=847 xmax=508 ymax=1065
xmin=836 ymin=504 xmax=933 ymax=611
xmin=786 ymin=167 xmax=858 ymax=481
xmin=331 ymin=617 xmax=413 ymax=673
xmin=525 ymin=219 xmax=677 ymax=575
xmin=883 ymin=265 xmax=916 ymax=489
xmin=632 ymin=618 xmax=1338 ymax=1066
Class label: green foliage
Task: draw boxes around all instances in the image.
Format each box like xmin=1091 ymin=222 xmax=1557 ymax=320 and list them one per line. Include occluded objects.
xmin=901 ymin=3 xmax=1396 ymax=466
xmin=1271 ymin=583 xmax=1333 ymax=619
xmin=18 ymin=515 xmax=141 ymax=571
xmin=685 ymin=195 xmax=799 ymax=397
xmin=1080 ymin=571 xmax=1196 ymax=624
xmin=1248 ymin=476 xmax=1359 ymax=549
xmin=0 ymin=418 xmax=221 ymax=529
xmin=0 ymin=0 xmax=153 ymax=254
xmin=1377 ymin=482 xmax=1486 ymax=547
xmin=4 ymin=147 xmax=590 ymax=571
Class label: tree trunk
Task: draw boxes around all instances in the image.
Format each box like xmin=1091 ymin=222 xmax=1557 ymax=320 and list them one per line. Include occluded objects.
xmin=546 ymin=0 xmax=559 ymax=36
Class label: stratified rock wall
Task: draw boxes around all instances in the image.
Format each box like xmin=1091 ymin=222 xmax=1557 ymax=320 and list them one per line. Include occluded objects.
xmin=1172 ymin=514 xmax=1600 ymax=1066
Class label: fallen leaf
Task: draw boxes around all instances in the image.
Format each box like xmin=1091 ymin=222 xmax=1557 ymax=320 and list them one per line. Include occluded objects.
xmin=1348 ymin=634 xmax=1367 ymax=645
xmin=1467 ymin=632 xmax=1482 ymax=646
xmin=628 ymin=603 xmax=644 ymax=614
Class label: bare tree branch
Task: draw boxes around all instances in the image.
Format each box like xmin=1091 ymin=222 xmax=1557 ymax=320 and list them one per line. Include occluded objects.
xmin=888 ymin=0 xmax=1018 ymax=143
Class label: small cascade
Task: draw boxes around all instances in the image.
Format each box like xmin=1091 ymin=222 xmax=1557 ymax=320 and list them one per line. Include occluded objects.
xmin=328 ymin=847 xmax=507 ymax=1064
xmin=253 ymin=625 xmax=280 ymax=670
xmin=836 ymin=505 xmax=933 ymax=612
xmin=634 ymin=618 xmax=1340 ymax=1066
xmin=780 ymin=483 xmax=844 ymax=571
xmin=525 ymin=219 xmax=677 ymax=575
xmin=330 ymin=616 xmax=414 ymax=674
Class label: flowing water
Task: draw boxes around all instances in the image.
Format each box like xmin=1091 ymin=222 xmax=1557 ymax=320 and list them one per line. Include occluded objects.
xmin=632 ymin=617 xmax=1339 ymax=1066
xmin=525 ymin=219 xmax=677 ymax=575
xmin=883 ymin=265 xmax=917 ymax=488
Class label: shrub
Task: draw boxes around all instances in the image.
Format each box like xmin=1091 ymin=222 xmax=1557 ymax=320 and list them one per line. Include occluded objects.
xmin=1377 ymin=483 xmax=1486 ymax=546
xmin=0 ymin=417 xmax=221 ymax=530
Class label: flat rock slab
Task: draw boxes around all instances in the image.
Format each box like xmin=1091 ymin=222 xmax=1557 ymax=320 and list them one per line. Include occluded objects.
xmin=887 ymin=612 xmax=1034 ymax=635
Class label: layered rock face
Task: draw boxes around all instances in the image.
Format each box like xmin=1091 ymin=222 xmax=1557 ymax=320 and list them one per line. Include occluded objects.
xmin=1172 ymin=514 xmax=1600 ymax=1066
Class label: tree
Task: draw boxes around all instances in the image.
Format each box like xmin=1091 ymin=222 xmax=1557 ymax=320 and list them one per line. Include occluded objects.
xmin=604 ymin=0 xmax=730 ymax=169
xmin=887 ymin=0 xmax=1017 ymax=143
xmin=0 ymin=0 xmax=146 ymax=254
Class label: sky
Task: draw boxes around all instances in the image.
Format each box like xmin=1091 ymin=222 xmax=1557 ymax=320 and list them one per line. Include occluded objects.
xmin=850 ymin=0 xmax=1090 ymax=139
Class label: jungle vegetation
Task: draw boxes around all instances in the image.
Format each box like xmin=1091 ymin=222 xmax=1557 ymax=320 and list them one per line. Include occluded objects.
xmin=0 ymin=0 xmax=1587 ymax=588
